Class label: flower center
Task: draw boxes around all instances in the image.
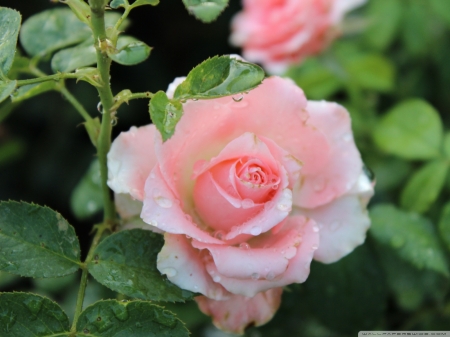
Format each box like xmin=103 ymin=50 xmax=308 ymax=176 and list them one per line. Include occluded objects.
xmin=236 ymin=157 xmax=280 ymax=188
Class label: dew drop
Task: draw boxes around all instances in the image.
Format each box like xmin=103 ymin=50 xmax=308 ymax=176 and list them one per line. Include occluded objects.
xmin=250 ymin=226 xmax=262 ymax=235
xmin=342 ymin=133 xmax=353 ymax=142
xmin=162 ymin=267 xmax=177 ymax=277
xmin=110 ymin=118 xmax=118 ymax=126
xmin=251 ymin=273 xmax=259 ymax=280
xmin=239 ymin=242 xmax=250 ymax=250
xmin=184 ymin=213 xmax=193 ymax=222
xmin=277 ymin=202 xmax=290 ymax=211
xmin=213 ymin=230 xmax=225 ymax=240
xmin=192 ymin=98 xmax=199 ymax=101
xmin=232 ymin=94 xmax=244 ymax=102
xmin=311 ymin=244 xmax=318 ymax=250
xmin=313 ymin=177 xmax=326 ymax=192
xmin=23 ymin=297 xmax=44 ymax=316
xmin=266 ymin=271 xmax=275 ymax=280
xmin=213 ymin=275 xmax=221 ymax=282
xmin=264 ymin=200 xmax=275 ymax=210
xmin=312 ymin=225 xmax=320 ymax=232
xmin=271 ymin=184 xmax=279 ymax=190
xmin=97 ymin=102 xmax=103 ymax=113
xmin=83 ymin=329 xmax=90 ymax=334
xmin=87 ymin=201 xmax=97 ymax=212
xmin=154 ymin=196 xmax=173 ymax=208
xmin=148 ymin=220 xmax=158 ymax=227
xmin=241 ymin=198 xmax=254 ymax=209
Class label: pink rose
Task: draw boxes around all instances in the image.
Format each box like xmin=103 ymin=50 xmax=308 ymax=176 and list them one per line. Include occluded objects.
xmin=230 ymin=0 xmax=366 ymax=74
xmin=107 ymin=76 xmax=373 ymax=334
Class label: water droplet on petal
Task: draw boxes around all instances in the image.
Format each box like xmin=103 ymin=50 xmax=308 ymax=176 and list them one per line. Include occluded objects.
xmin=251 ymin=273 xmax=259 ymax=280
xmin=239 ymin=242 xmax=250 ymax=250
xmin=342 ymin=133 xmax=353 ymax=142
xmin=277 ymin=202 xmax=290 ymax=211
xmin=184 ymin=213 xmax=193 ymax=222
xmin=313 ymin=177 xmax=326 ymax=192
xmin=213 ymin=230 xmax=225 ymax=240
xmin=311 ymin=244 xmax=318 ymax=250
xmin=264 ymin=200 xmax=275 ymax=210
xmin=213 ymin=275 xmax=221 ymax=282
xmin=148 ymin=220 xmax=158 ymax=227
xmin=241 ymin=198 xmax=254 ymax=209
xmin=250 ymin=226 xmax=262 ymax=235
xmin=266 ymin=271 xmax=275 ymax=280
xmin=162 ymin=268 xmax=177 ymax=277
xmin=312 ymin=225 xmax=320 ymax=232
xmin=154 ymin=196 xmax=173 ymax=208
xmin=185 ymin=235 xmax=191 ymax=239
xmin=300 ymin=108 xmax=309 ymax=121
xmin=232 ymin=94 xmax=244 ymax=102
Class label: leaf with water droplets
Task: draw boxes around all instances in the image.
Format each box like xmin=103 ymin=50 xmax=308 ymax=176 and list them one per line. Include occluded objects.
xmin=370 ymin=204 xmax=449 ymax=276
xmin=87 ymin=229 xmax=194 ymax=302
xmin=70 ymin=159 xmax=104 ymax=220
xmin=149 ymin=90 xmax=184 ymax=142
xmin=0 ymin=201 xmax=81 ymax=278
xmin=173 ymin=55 xmax=265 ymax=100
xmin=400 ymin=160 xmax=449 ymax=214
xmin=109 ymin=36 xmax=152 ymax=66
xmin=76 ymin=299 xmax=188 ymax=336
xmin=301 ymin=245 xmax=387 ymax=334
xmin=0 ymin=8 xmax=21 ymax=77
xmin=182 ymin=0 xmax=229 ymax=23
xmin=0 ymin=292 xmax=70 ymax=336
xmin=373 ymin=99 xmax=443 ymax=160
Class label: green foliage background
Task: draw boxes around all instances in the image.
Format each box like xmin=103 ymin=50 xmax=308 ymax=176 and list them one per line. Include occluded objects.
xmin=1 ymin=0 xmax=450 ymax=336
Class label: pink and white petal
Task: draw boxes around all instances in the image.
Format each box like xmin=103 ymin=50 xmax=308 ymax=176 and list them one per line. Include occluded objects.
xmin=225 ymin=175 xmax=291 ymax=241
xmin=155 ymin=77 xmax=329 ymax=211
xmin=191 ymin=132 xmax=279 ymax=180
xmin=348 ymin=171 xmax=374 ymax=206
xmin=259 ymin=136 xmax=303 ymax=187
xmin=191 ymin=241 xmax=289 ymax=280
xmin=194 ymin=171 xmax=264 ymax=232
xmin=141 ymin=165 xmax=223 ymax=244
xmin=157 ymin=234 xmax=228 ymax=300
xmin=295 ymin=194 xmax=371 ymax=264
xmin=203 ymin=216 xmax=319 ymax=297
xmin=196 ymin=287 xmax=283 ymax=335
xmin=107 ymin=125 xmax=158 ymax=200
xmin=294 ymin=101 xmax=363 ymax=209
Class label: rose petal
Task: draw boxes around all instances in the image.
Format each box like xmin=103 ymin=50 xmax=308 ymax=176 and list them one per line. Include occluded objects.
xmin=141 ymin=165 xmax=223 ymax=244
xmin=157 ymin=233 xmax=228 ymax=300
xmin=295 ymin=194 xmax=371 ymax=264
xmin=155 ymin=77 xmax=328 ymax=211
xmin=107 ymin=125 xmax=158 ymax=200
xmin=293 ymin=100 xmax=363 ymax=208
xmin=203 ymin=216 xmax=319 ymax=297
xmin=196 ymin=287 xmax=283 ymax=335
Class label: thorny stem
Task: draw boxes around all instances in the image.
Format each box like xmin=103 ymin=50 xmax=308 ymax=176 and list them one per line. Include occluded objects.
xmin=110 ymin=91 xmax=154 ymax=111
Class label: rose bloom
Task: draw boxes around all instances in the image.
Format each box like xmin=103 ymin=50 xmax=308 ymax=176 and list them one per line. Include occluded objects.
xmin=107 ymin=75 xmax=373 ymax=334
xmin=230 ymin=0 xmax=366 ymax=74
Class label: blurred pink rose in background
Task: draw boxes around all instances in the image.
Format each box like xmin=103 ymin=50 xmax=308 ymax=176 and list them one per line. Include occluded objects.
xmin=230 ymin=0 xmax=366 ymax=74
xmin=107 ymin=76 xmax=373 ymax=334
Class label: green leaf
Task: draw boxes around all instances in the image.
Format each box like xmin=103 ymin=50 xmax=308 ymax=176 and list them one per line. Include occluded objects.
xmin=10 ymin=81 xmax=57 ymax=103
xmin=363 ymin=0 xmax=402 ymax=50
xmin=182 ymin=0 xmax=229 ymax=23
xmin=373 ymin=99 xmax=443 ymax=160
xmin=371 ymin=157 xmax=412 ymax=192
xmin=430 ymin=0 xmax=450 ymax=27
xmin=302 ymin=246 xmax=387 ymax=334
xmin=109 ymin=36 xmax=152 ymax=66
xmin=111 ymin=0 xmax=129 ymax=8
xmin=20 ymin=8 xmax=91 ymax=57
xmin=370 ymin=204 xmax=449 ymax=276
xmin=375 ymin=245 xmax=449 ymax=311
xmin=88 ymin=229 xmax=194 ymax=302
xmin=149 ymin=91 xmax=184 ymax=142
xmin=286 ymin=59 xmax=342 ymax=100
xmin=0 ymin=8 xmax=21 ymax=77
xmin=70 ymin=159 xmax=104 ymax=220
xmin=173 ymin=55 xmax=265 ymax=100
xmin=63 ymin=0 xmax=92 ymax=27
xmin=344 ymin=54 xmax=395 ymax=92
xmin=439 ymin=202 xmax=450 ymax=253
xmin=0 ymin=292 xmax=70 ymax=336
xmin=133 ymin=0 xmax=160 ymax=7
xmin=84 ymin=117 xmax=101 ymax=147
xmin=0 ymin=201 xmax=81 ymax=278
xmin=51 ymin=39 xmax=96 ymax=73
xmin=400 ymin=0 xmax=433 ymax=56
xmin=400 ymin=160 xmax=449 ymax=213
xmin=0 ymin=80 xmax=16 ymax=104
xmin=443 ymin=132 xmax=450 ymax=158
xmin=76 ymin=299 xmax=189 ymax=336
